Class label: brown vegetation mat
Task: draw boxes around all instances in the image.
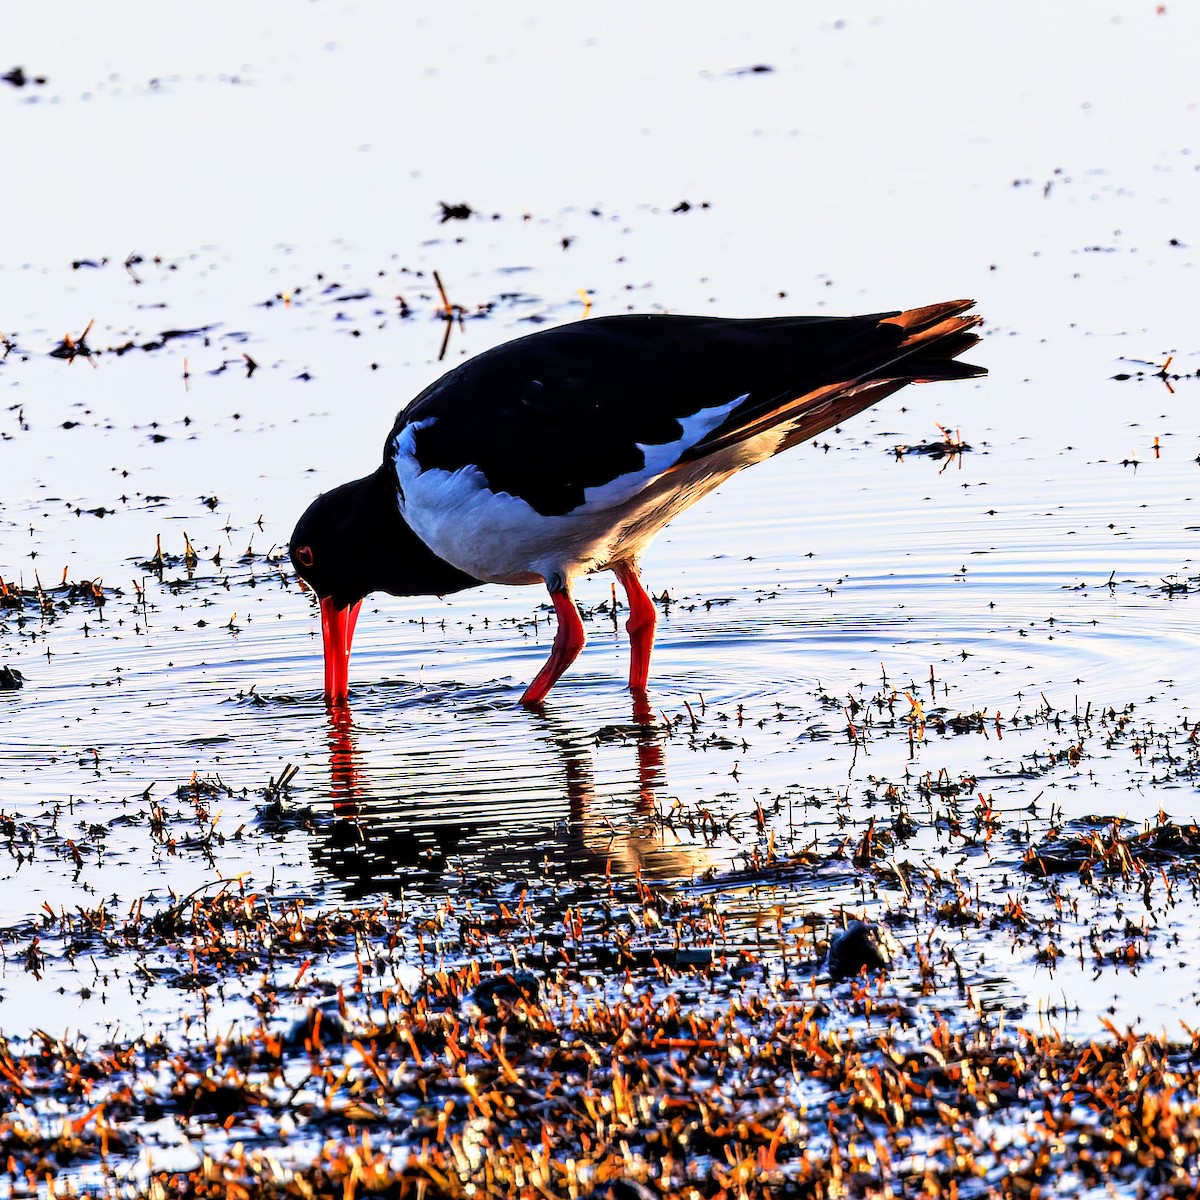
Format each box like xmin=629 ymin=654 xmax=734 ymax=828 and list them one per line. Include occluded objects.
xmin=1 ymin=877 xmax=1198 ymax=1199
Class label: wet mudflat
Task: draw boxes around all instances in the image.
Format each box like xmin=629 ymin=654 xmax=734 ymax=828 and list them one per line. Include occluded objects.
xmin=4 ymin=2 xmax=1200 ymax=1195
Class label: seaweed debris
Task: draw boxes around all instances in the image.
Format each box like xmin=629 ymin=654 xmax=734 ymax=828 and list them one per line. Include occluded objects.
xmin=1 ymin=874 xmax=1199 ymax=1198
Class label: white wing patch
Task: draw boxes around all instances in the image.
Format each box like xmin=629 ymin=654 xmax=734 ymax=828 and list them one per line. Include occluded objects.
xmin=390 ymin=393 xmax=751 ymax=586
xmin=393 ymin=417 xmax=566 ymax=584
xmin=578 ymin=392 xmax=748 ymax=510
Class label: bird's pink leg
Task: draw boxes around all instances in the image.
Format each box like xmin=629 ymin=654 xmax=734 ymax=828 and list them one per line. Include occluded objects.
xmin=521 ymin=586 xmax=586 ymax=707
xmin=613 ymin=561 xmax=658 ymax=695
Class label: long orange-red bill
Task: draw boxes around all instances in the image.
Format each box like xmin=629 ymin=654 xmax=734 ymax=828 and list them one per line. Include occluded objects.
xmin=320 ymin=596 xmax=361 ymax=705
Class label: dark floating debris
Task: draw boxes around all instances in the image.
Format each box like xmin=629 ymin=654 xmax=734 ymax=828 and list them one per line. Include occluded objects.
xmin=1111 ymin=354 xmax=1198 ymax=396
xmin=1159 ymin=573 xmax=1196 ymax=595
xmin=107 ymin=324 xmax=218 ymax=356
xmin=2 ymin=65 xmax=47 ymax=88
xmin=48 ymin=319 xmax=95 ymax=363
xmin=1026 ymin=815 xmax=1200 ymax=877
xmin=439 ymin=201 xmax=474 ymax=222
xmin=174 ymin=771 xmax=233 ymax=800
xmin=0 ymin=665 xmax=24 ymax=690
xmin=0 ymin=572 xmax=114 ymax=617
xmin=892 ymin=422 xmax=972 ymax=461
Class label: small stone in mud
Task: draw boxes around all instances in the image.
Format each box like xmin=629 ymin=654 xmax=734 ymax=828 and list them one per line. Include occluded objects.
xmin=470 ymin=969 xmax=540 ymax=1014
xmin=0 ymin=666 xmax=25 ymax=690
xmin=825 ymin=920 xmax=895 ymax=980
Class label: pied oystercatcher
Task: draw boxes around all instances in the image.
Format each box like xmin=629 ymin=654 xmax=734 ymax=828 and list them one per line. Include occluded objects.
xmin=291 ymin=301 xmax=984 ymax=706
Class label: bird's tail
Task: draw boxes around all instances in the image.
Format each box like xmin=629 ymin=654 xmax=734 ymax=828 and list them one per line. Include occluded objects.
xmin=877 ymin=299 xmax=985 ymax=383
xmin=683 ymin=299 xmax=984 ymax=461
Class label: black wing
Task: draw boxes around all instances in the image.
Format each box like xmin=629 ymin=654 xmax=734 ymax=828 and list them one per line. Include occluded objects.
xmin=388 ymin=303 xmax=983 ymax=517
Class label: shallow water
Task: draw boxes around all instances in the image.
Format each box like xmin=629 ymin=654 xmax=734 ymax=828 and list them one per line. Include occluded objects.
xmin=3 ymin=2 xmax=1200 ymax=1046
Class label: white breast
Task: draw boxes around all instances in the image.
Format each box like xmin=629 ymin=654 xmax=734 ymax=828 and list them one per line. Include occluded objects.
xmin=390 ymin=398 xmax=780 ymax=587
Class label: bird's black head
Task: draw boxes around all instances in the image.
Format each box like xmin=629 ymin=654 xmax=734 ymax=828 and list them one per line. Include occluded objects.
xmin=289 ymin=478 xmax=374 ymax=610
xmin=289 ymin=466 xmax=481 ymax=607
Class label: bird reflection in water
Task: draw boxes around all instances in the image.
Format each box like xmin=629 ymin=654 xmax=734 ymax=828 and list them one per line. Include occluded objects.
xmin=326 ymin=706 xmax=361 ymax=806
xmin=314 ymin=696 xmax=722 ymax=896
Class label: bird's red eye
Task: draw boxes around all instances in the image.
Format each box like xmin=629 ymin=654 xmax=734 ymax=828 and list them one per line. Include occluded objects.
xmin=295 ymin=545 xmax=314 ymax=568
